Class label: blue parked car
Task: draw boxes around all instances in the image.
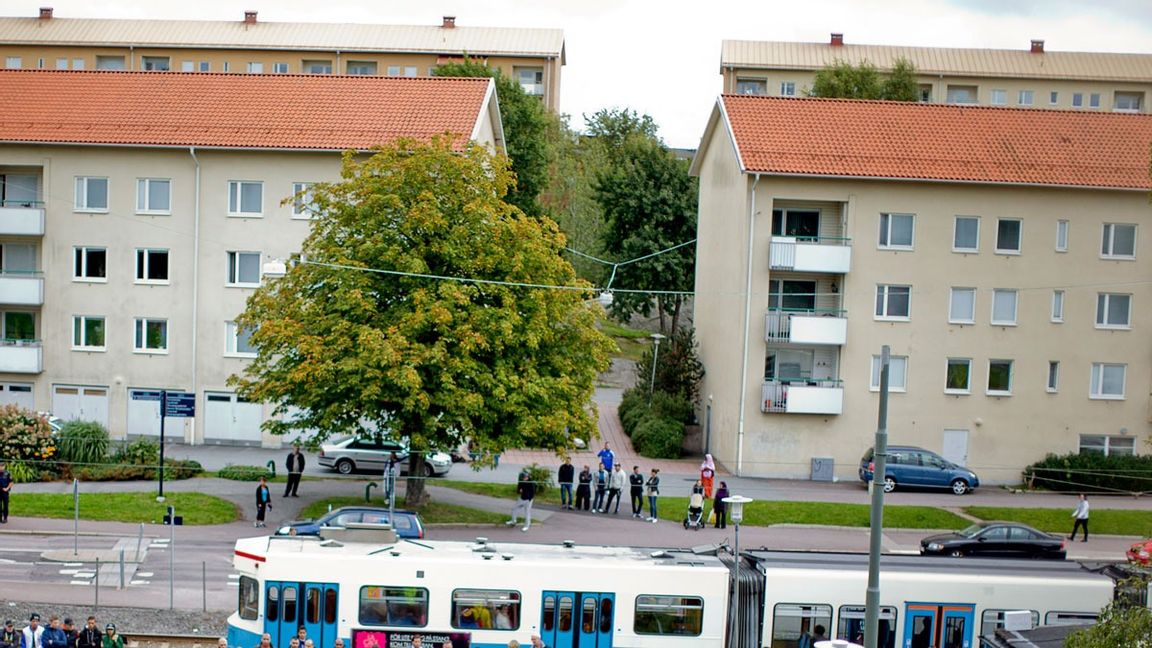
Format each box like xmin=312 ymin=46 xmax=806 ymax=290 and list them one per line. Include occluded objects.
xmin=859 ymin=445 xmax=979 ymax=495
xmin=276 ymin=506 xmax=425 ymax=539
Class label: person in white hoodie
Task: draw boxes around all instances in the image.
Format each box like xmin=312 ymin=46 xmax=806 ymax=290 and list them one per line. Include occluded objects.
xmin=1069 ymin=493 xmax=1090 ymax=542
xmin=605 ymin=464 xmax=626 ymax=514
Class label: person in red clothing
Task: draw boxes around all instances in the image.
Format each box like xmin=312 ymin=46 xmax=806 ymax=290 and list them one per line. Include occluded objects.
xmin=700 ymin=454 xmax=716 ymax=498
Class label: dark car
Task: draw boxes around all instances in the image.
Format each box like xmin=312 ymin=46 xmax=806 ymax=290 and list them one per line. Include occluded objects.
xmin=859 ymin=445 xmax=979 ymax=495
xmin=275 ymin=506 xmax=425 ymax=539
xmin=920 ymin=522 xmax=1066 ymax=559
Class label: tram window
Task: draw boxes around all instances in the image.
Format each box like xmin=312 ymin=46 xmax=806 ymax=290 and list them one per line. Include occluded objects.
xmin=582 ymin=598 xmax=597 ymax=633
xmin=836 ymin=605 xmax=895 ymax=648
xmin=283 ymin=586 xmax=298 ymax=624
xmin=324 ymin=588 xmax=338 ymax=624
xmin=943 ymin=614 xmax=966 ymax=648
xmin=981 ymin=610 xmax=1039 ymax=634
xmin=542 ymin=596 xmax=555 ymax=632
xmin=306 ymin=587 xmax=320 ymax=624
xmin=239 ymin=576 xmax=259 ymax=621
xmin=1045 ymin=611 xmax=1098 ymax=626
xmin=634 ymin=595 xmax=703 ymax=636
xmin=558 ymin=596 xmax=573 ymax=632
xmin=599 ymin=598 xmax=613 ymax=633
xmin=266 ymin=586 xmax=280 ymax=622
xmin=450 ymin=589 xmax=521 ymax=631
xmin=359 ymin=586 xmax=429 ymax=627
xmin=771 ymin=603 xmax=832 ymax=648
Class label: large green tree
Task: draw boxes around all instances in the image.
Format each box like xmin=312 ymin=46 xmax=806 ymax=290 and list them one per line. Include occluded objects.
xmin=230 ymin=138 xmax=614 ymax=506
xmin=809 ymin=57 xmax=919 ymax=101
xmin=539 ymin=114 xmax=609 ymax=284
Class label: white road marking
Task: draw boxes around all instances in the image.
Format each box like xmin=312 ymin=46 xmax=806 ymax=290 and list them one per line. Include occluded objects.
xmin=59 ymin=569 xmax=80 ymax=574
xmin=130 ymin=580 xmax=151 ymax=585
xmin=61 ymin=561 xmax=84 ymax=566
xmin=73 ymin=571 xmax=95 ymax=578
xmin=137 ymin=572 xmax=154 ymax=577
xmin=227 ymin=582 xmax=240 ymax=588
xmin=227 ymin=574 xmax=240 ymax=579
xmin=69 ymin=580 xmax=90 ymax=585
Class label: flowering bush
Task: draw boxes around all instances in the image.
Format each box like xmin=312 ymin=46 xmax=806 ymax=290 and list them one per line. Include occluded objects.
xmin=0 ymin=404 xmax=56 ymax=482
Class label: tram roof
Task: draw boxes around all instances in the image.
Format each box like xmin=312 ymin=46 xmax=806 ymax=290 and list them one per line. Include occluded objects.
xmin=744 ymin=550 xmax=1112 ymax=582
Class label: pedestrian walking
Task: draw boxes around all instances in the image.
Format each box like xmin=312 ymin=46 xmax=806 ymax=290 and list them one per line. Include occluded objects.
xmin=606 ymin=464 xmax=625 ymax=514
xmin=1069 ymin=493 xmax=1090 ymax=542
xmin=700 ymin=454 xmax=716 ymax=499
xmin=383 ymin=452 xmax=400 ymax=506
xmin=592 ymin=463 xmax=608 ymax=513
xmin=628 ymin=466 xmax=645 ymax=517
xmin=76 ymin=619 xmax=98 ymax=648
xmin=575 ymin=465 xmax=592 ymax=511
xmin=557 ymin=459 xmax=575 ymax=510
xmin=597 ymin=443 xmax=616 ymax=473
xmin=506 ymin=470 xmax=536 ymax=532
xmin=40 ymin=618 xmax=65 ymax=648
xmin=284 ymin=444 xmax=306 ymax=497
xmin=21 ymin=614 xmax=43 ymax=648
xmin=2 ymin=621 xmax=19 ymax=648
xmin=99 ymin=625 xmax=123 ymax=648
xmin=255 ymin=476 xmax=272 ymax=528
xmin=646 ymin=469 xmax=661 ymax=523
xmin=0 ymin=461 xmax=13 ymax=523
xmin=713 ymin=481 xmax=729 ymax=529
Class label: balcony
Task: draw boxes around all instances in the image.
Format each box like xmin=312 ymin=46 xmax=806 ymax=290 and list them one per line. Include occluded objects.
xmin=0 ymin=339 xmax=42 ymax=373
xmin=765 ymin=309 xmax=847 ymax=345
xmin=520 ymin=83 xmax=545 ymax=96
xmin=769 ymin=236 xmax=851 ymax=273
xmin=0 ymin=272 xmax=43 ymax=306
xmin=0 ymin=202 xmax=45 ymax=236
xmin=762 ymin=380 xmax=844 ymax=415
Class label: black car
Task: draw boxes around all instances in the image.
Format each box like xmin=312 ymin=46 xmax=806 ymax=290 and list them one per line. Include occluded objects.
xmin=920 ymin=521 xmax=1067 ymax=559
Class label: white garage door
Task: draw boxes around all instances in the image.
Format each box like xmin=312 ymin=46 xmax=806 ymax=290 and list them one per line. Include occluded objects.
xmin=52 ymin=385 xmax=109 ymax=428
xmin=126 ymin=389 xmax=186 ymax=439
xmin=0 ymin=382 xmax=34 ymax=410
xmin=203 ymin=392 xmax=263 ymax=444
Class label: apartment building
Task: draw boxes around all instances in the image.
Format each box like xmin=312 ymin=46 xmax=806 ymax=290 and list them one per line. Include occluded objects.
xmin=0 ymin=8 xmax=565 ymax=111
xmin=0 ymin=69 xmax=504 ymax=446
xmin=721 ymin=34 xmax=1152 ymax=113
xmin=690 ymin=95 xmax=1152 ymax=483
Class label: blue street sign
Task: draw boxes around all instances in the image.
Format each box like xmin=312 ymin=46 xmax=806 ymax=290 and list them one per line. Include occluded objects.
xmin=131 ymin=390 xmax=163 ymax=402
xmin=164 ymin=391 xmax=196 ymax=418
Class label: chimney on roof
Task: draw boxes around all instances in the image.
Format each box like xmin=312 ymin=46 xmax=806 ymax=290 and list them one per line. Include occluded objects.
xmin=830 ymin=33 xmax=844 ymax=47
xmin=38 ymin=7 xmax=53 ymax=20
xmin=244 ymin=10 xmax=258 ymax=25
xmin=442 ymin=16 xmax=456 ymax=29
xmin=1030 ymin=39 xmax=1044 ymax=53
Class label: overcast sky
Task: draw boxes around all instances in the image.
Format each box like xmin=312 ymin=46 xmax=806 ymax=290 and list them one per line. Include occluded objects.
xmin=13 ymin=0 xmax=1152 ymax=148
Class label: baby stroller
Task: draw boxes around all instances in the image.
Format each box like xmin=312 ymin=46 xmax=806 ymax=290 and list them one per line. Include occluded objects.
xmin=683 ymin=492 xmax=705 ymax=530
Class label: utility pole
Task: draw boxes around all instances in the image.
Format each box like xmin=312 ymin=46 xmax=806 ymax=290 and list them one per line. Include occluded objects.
xmin=864 ymin=345 xmax=890 ymax=648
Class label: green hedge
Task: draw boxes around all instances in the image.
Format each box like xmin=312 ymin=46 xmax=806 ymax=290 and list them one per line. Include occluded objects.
xmin=1023 ymin=453 xmax=1152 ymax=494
xmin=631 ymin=415 xmax=683 ymax=459
xmin=72 ymin=458 xmax=201 ymax=482
xmin=219 ymin=464 xmax=274 ymax=481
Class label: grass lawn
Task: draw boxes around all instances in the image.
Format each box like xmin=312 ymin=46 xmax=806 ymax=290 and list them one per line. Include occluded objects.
xmin=598 ymin=319 xmax=650 ymax=363
xmin=965 ymin=506 xmax=1152 ymax=537
xmin=299 ymin=496 xmax=507 ymax=525
xmin=16 ymin=492 xmax=238 ymax=525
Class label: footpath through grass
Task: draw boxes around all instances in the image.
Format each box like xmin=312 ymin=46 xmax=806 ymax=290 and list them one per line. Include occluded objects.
xmin=300 ymin=496 xmax=507 ymax=525
xmin=15 ymin=492 xmax=238 ymax=525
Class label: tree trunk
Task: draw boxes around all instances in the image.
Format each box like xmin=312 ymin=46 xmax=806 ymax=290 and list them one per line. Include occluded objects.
xmin=669 ymin=295 xmax=682 ymax=335
xmin=405 ymin=452 xmax=428 ymax=508
xmin=657 ymin=298 xmax=667 ymax=334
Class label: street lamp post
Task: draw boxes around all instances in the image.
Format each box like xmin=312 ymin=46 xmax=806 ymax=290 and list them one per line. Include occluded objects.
xmin=724 ymin=494 xmax=753 ymax=647
xmin=648 ymin=333 xmax=666 ymax=405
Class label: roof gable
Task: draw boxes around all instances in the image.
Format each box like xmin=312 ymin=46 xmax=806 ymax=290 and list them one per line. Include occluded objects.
xmin=0 ymin=70 xmax=497 ymax=151
xmin=718 ymin=95 xmax=1152 ymax=190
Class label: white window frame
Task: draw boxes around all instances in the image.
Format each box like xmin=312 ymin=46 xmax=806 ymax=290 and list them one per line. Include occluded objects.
xmin=386 ymin=65 xmax=401 ymax=76
xmin=953 ymin=216 xmax=979 ymax=252
xmin=1049 ymin=91 xmax=1059 ymax=106
xmin=135 ymin=248 xmax=170 ymax=285
xmin=73 ymin=246 xmax=107 ymax=283
xmin=991 ymin=289 xmax=1018 ymax=326
xmin=246 ymin=62 xmax=264 ymax=73
xmin=227 ymin=251 xmax=262 ymax=287
xmin=987 ymin=359 xmax=1014 ymax=396
xmin=5 ymin=57 xmax=21 ymax=69
xmin=347 ymin=61 xmax=377 ymax=76
xmin=1047 ymin=361 xmax=1059 ymax=393
xmin=1072 ymin=93 xmax=1084 ymax=108
xmin=55 ymin=58 xmax=68 ymax=70
xmin=1089 ymin=93 xmax=1101 ymax=108
xmin=135 ymin=178 xmax=171 ymax=215
xmin=1051 ymin=290 xmax=1064 ymax=323
xmin=74 ymin=176 xmax=109 ymax=212
xmin=878 ymin=213 xmax=915 ymax=250
xmin=1055 ymin=220 xmax=1068 ymax=252
xmin=780 ymin=81 xmax=796 ymax=96
xmin=1114 ymin=91 xmax=1143 ymax=113
xmin=1095 ymin=293 xmax=1131 ymax=329
xmin=141 ymin=56 xmax=170 ymax=71
xmin=181 ymin=61 xmax=194 ymax=72
xmin=227 ymin=180 xmax=264 ymax=216
xmin=273 ymin=62 xmax=289 ymax=74
xmin=225 ymin=321 xmax=257 ymax=358
xmin=292 ymin=182 xmax=316 ymax=219
xmin=199 ymin=61 xmax=211 ymax=72
xmin=1079 ymin=435 xmax=1135 ymax=457
xmin=1101 ymin=223 xmax=1136 ymax=259
xmin=404 ymin=66 xmax=417 ymax=77
xmin=945 ymin=358 xmax=972 ymax=394
xmin=874 ymin=284 xmax=911 ymax=321
xmin=995 ymin=218 xmax=1022 ymax=254
xmin=990 ymin=89 xmax=1006 ymax=105
xmin=948 ymin=287 xmax=976 ymax=324
xmin=72 ymin=315 xmax=106 ymax=351
xmin=870 ymin=355 xmax=908 ymax=392
xmin=133 ymin=317 xmax=169 ymax=354
xmin=222 ymin=62 xmax=231 ymax=73
xmin=1018 ymin=90 xmax=1034 ymax=106
xmin=1089 ymin=363 xmax=1126 ymax=400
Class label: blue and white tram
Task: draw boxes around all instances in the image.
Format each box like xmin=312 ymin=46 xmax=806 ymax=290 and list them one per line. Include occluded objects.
xmin=229 ymin=533 xmax=732 ymax=648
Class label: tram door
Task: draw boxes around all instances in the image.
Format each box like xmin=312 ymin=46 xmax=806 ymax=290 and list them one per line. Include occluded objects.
xmin=903 ymin=603 xmax=974 ymax=648
xmin=541 ymin=591 xmax=615 ymax=648
xmin=265 ymin=581 xmax=340 ymax=648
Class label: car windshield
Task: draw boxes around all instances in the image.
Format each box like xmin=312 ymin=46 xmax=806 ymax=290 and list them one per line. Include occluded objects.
xmin=958 ymin=524 xmax=985 ymax=538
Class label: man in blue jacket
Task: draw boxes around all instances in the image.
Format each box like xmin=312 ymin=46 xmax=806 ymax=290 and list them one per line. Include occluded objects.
xmin=39 ymin=616 xmax=66 ymax=648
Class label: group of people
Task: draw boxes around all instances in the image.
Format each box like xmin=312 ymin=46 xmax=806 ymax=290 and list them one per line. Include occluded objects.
xmin=555 ymin=444 xmax=663 ymax=522
xmin=0 ymin=613 xmax=127 ymax=648
xmin=255 ymin=625 xmax=345 ymax=648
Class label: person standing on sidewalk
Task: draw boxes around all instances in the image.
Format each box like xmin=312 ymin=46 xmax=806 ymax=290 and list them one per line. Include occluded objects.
xmin=284 ymin=445 xmax=305 ymax=497
xmin=628 ymin=466 xmax=645 ymax=518
xmin=700 ymin=454 xmax=716 ymax=499
xmin=255 ymin=476 xmax=272 ymax=528
xmin=0 ymin=462 xmax=13 ymax=523
xmin=606 ymin=464 xmax=625 ymax=514
xmin=597 ymin=443 xmax=616 ymax=473
xmin=75 ymin=620 xmax=98 ymax=648
xmin=506 ymin=470 xmax=536 ymax=532
xmin=575 ymin=465 xmax=592 ymax=511
xmin=558 ymin=459 xmax=575 ymax=510
xmin=592 ymin=463 xmax=608 ymax=513
xmin=1069 ymin=493 xmax=1090 ymax=542
xmin=713 ymin=481 xmax=729 ymax=529
xmin=646 ymin=469 xmax=661 ymax=523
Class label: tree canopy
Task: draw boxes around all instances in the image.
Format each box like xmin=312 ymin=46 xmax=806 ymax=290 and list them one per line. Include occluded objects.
xmin=809 ymin=57 xmax=920 ymax=101
xmin=1065 ymin=600 xmax=1152 ymax=647
xmin=230 ymin=138 xmax=614 ymax=505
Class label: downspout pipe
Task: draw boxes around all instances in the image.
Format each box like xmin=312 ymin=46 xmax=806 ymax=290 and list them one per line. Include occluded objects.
xmin=188 ymin=147 xmax=201 ymax=444
xmin=736 ymin=173 xmax=761 ymax=475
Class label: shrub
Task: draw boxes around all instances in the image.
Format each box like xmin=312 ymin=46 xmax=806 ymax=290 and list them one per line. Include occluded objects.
xmin=56 ymin=421 xmax=111 ymax=466
xmin=649 ymin=391 xmax=693 ymax=424
xmin=165 ymin=458 xmax=203 ymax=480
xmin=617 ymin=387 xmax=647 ymax=429
xmin=219 ymin=464 xmax=274 ymax=481
xmin=633 ymin=327 xmax=705 ymax=414
xmin=7 ymin=460 xmax=39 ymax=483
xmin=114 ymin=438 xmax=160 ymax=466
xmin=72 ymin=464 xmax=151 ymax=481
xmin=631 ymin=415 xmax=683 ymax=459
xmin=620 ymin=400 xmax=651 ymax=437
xmin=1023 ymin=452 xmax=1152 ymax=494
xmin=523 ymin=463 xmax=554 ymax=497
xmin=0 ymin=405 xmax=56 ymax=481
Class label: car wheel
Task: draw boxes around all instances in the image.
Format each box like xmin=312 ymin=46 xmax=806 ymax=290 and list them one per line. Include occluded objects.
xmin=882 ymin=476 xmax=896 ymax=493
xmin=949 ymin=549 xmax=965 ymax=558
xmin=950 ymin=479 xmax=970 ymax=496
xmin=335 ymin=459 xmax=355 ymax=475
xmin=423 ymin=463 xmax=434 ymax=478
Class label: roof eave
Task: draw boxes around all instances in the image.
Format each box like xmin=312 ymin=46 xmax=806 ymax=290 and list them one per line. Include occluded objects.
xmin=736 ymin=169 xmax=1151 ymax=192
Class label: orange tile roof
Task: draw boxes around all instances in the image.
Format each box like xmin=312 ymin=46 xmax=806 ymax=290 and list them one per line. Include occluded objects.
xmin=720 ymin=95 xmax=1152 ymax=190
xmin=0 ymin=70 xmax=494 ymax=150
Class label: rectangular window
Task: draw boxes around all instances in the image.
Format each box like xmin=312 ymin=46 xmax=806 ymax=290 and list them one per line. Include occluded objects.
xmin=72 ymin=315 xmax=105 ymax=350
xmin=1072 ymin=93 xmax=1084 ymax=108
xmin=135 ymin=249 xmax=169 ymax=283
xmin=1101 ymin=223 xmax=1136 ymax=258
xmin=1051 ymin=290 xmax=1064 ymax=322
xmin=141 ymin=56 xmax=170 ymax=71
xmin=1090 ymin=363 xmax=1126 ymax=399
xmin=95 ymin=55 xmax=125 ymax=70
xmin=303 ymin=60 xmax=332 ymax=74
xmin=983 ymin=610 xmax=1040 ymax=636
xmin=875 ymin=285 xmax=911 ymax=320
xmin=181 ymin=61 xmax=194 ymax=72
xmin=1055 ymin=220 xmax=1068 ymax=252
xmin=449 ymin=589 xmax=521 ymax=631
xmin=247 ymin=62 xmax=264 ymax=73
xmin=1 ymin=243 xmax=37 ymax=274
xmin=74 ymin=176 xmax=109 ymax=211
xmin=1115 ymin=91 xmax=1144 ymax=112
xmin=239 ymin=576 xmax=259 ymax=621
xmin=1018 ymin=90 xmax=1034 ymax=106
xmin=227 ymin=251 xmax=261 ymax=286
xmin=226 ymin=321 xmax=257 ymax=357
xmin=359 ymin=586 xmax=428 ymax=626
xmin=878 ymin=213 xmax=914 ymax=249
xmin=1090 ymin=93 xmax=1101 ymax=108
xmin=292 ymin=182 xmax=316 ymax=218
xmin=1049 ymin=91 xmax=1059 ymax=106
xmin=991 ymin=289 xmax=1018 ymax=325
xmin=1047 ymin=361 xmax=1060 ymax=392
xmin=347 ymin=61 xmax=377 ymax=75
xmin=133 ymin=318 xmax=168 ymax=353
xmin=55 ymin=58 xmax=69 ymax=70
xmin=2 ymin=312 xmax=34 ymax=341
xmin=73 ymin=247 xmax=107 ymax=281
xmin=945 ymin=358 xmax=971 ymax=394
xmin=870 ymin=355 xmax=908 ymax=392
xmin=273 ymin=63 xmax=289 ymax=73
xmin=918 ymin=85 xmax=932 ymax=102
xmin=990 ymin=89 xmax=1006 ymax=105
xmin=953 ymin=216 xmax=979 ymax=252
xmin=404 ymin=66 xmax=418 ymax=77
xmin=946 ymin=85 xmax=977 ymax=104
xmin=987 ymin=360 xmax=1013 ymax=395
xmin=1079 ymin=435 xmax=1134 ymax=457
xmin=228 ymin=181 xmax=263 ymax=215
xmin=634 ymin=595 xmax=703 ymax=636
xmin=772 ymin=604 xmax=833 ymax=647
xmin=136 ymin=178 xmax=171 ymax=214
xmin=732 ymin=78 xmax=766 ymax=95
xmin=199 ymin=61 xmax=211 ymax=72
xmin=1096 ymin=293 xmax=1131 ymax=328
xmin=5 ymin=57 xmax=21 ymax=69
xmin=222 ymin=62 xmax=231 ymax=72
xmin=72 ymin=58 xmax=85 ymax=70
xmin=996 ymin=219 xmax=1021 ymax=253
xmin=949 ymin=287 xmax=976 ymax=324
xmin=386 ymin=65 xmax=401 ymax=76
xmin=780 ymin=81 xmax=796 ymax=96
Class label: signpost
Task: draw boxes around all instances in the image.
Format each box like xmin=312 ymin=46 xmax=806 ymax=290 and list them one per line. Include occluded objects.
xmin=131 ymin=390 xmax=195 ymax=501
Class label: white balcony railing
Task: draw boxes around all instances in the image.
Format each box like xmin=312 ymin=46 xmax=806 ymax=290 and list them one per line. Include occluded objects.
xmin=0 ymin=203 xmax=45 ymax=236
xmin=520 ymin=82 xmax=545 ymax=96
xmin=764 ymin=309 xmax=847 ymax=345
xmin=769 ymin=236 xmax=851 ymax=273
xmin=0 ymin=273 xmax=44 ymax=306
xmin=0 ymin=339 xmax=42 ymax=373
xmin=762 ymin=380 xmax=844 ymax=415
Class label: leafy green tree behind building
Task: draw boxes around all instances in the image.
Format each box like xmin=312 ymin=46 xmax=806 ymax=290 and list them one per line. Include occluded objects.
xmin=809 ymin=57 xmax=920 ymax=101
